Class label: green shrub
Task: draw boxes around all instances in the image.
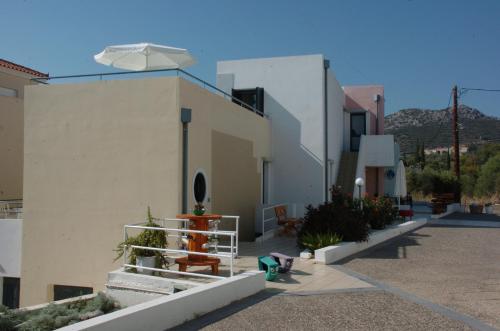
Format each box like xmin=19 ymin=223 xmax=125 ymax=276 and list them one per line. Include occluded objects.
xmin=460 ymin=174 xmax=476 ymax=197
xmin=114 ymin=206 xmax=167 ymax=268
xmin=298 ymin=186 xmax=369 ymax=247
xmin=0 ymin=293 xmax=119 ymax=331
xmin=408 ymin=168 xmax=460 ymax=196
xmin=362 ymin=196 xmax=399 ymax=230
xmin=0 ymin=314 xmax=16 ymax=331
xmin=475 ymin=154 xmax=500 ymax=197
xmin=300 ymin=232 xmax=342 ymax=250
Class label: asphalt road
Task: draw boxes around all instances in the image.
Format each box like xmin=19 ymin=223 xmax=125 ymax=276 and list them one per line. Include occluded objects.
xmin=342 ymin=225 xmax=500 ymax=329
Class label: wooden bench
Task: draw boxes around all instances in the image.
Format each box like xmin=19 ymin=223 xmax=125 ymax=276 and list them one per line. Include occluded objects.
xmin=175 ymin=257 xmax=220 ymax=275
xmin=431 ymin=193 xmax=455 ymax=214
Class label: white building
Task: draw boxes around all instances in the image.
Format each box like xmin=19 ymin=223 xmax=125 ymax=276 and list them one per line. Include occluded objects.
xmin=217 ymin=54 xmax=398 ymax=212
xmin=8 ymin=53 xmax=402 ymax=307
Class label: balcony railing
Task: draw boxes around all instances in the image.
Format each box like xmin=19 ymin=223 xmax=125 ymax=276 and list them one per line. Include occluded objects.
xmin=122 ymin=215 xmax=239 ymax=280
xmin=260 ymin=203 xmax=298 ymax=243
xmin=0 ymin=200 xmax=22 ymax=219
xmin=31 ymin=69 xmax=267 ymax=118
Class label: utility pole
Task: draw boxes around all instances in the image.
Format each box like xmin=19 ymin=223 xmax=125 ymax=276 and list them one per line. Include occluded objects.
xmin=452 ymin=85 xmax=460 ymax=179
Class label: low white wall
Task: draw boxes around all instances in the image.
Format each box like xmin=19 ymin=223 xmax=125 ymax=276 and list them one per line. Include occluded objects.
xmin=0 ymin=219 xmax=22 ymax=277
xmin=58 ymin=271 xmax=265 ymax=331
xmin=430 ymin=203 xmax=464 ymax=219
xmin=315 ymin=220 xmax=427 ymax=264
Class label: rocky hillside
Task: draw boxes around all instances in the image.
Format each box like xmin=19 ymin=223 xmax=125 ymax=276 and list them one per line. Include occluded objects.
xmin=385 ymin=105 xmax=500 ymax=153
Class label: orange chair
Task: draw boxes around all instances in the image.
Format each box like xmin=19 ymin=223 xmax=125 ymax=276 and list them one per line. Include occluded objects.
xmin=274 ymin=205 xmax=302 ymax=235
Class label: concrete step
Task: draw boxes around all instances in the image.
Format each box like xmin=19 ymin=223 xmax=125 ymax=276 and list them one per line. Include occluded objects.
xmin=105 ymin=269 xmax=200 ymax=306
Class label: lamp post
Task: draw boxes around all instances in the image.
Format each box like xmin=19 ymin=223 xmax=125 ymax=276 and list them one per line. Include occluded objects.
xmin=355 ymin=177 xmax=365 ymax=210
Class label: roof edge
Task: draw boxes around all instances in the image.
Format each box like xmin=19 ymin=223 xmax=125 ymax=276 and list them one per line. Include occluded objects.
xmin=0 ymin=59 xmax=48 ymax=78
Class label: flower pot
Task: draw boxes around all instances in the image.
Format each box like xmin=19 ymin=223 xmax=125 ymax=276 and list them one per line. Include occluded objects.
xmin=300 ymin=250 xmax=313 ymax=259
xmin=469 ymin=204 xmax=483 ymax=214
xmin=193 ymin=209 xmax=205 ymax=216
xmin=136 ymin=256 xmax=156 ymax=275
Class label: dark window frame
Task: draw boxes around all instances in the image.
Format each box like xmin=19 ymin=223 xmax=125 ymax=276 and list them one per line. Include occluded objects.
xmin=53 ymin=284 xmax=93 ymax=301
xmin=231 ymin=87 xmax=264 ymax=115
xmin=2 ymin=277 xmax=20 ymax=309
xmin=350 ymin=113 xmax=366 ymax=152
xmin=193 ymin=172 xmax=207 ymax=203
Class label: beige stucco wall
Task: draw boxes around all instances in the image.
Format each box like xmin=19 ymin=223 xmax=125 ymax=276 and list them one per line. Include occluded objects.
xmin=0 ymin=69 xmax=35 ymax=199
xmin=212 ymin=131 xmax=260 ymax=241
xmin=21 ymin=76 xmax=270 ymax=306
xmin=179 ymin=79 xmax=271 ymax=241
xmin=22 ymin=77 xmax=181 ymax=306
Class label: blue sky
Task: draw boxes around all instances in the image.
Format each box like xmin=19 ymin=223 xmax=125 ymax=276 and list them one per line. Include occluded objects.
xmin=2 ymin=0 xmax=499 ymax=116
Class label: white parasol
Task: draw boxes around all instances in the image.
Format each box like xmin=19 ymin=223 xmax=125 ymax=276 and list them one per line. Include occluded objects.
xmin=94 ymin=42 xmax=196 ymax=71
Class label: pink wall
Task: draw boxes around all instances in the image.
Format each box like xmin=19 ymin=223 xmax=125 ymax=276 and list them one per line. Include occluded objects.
xmin=344 ymin=85 xmax=385 ymax=134
xmin=345 ymin=85 xmax=386 ymax=196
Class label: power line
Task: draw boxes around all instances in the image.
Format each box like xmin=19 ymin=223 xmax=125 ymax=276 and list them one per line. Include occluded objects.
xmin=460 ymin=87 xmax=500 ymax=93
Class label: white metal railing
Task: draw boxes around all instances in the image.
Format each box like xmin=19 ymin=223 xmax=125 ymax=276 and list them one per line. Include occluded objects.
xmin=260 ymin=203 xmax=297 ymax=243
xmin=0 ymin=200 xmax=23 ymax=219
xmin=154 ymin=215 xmax=239 ymax=257
xmin=123 ymin=217 xmax=238 ymax=279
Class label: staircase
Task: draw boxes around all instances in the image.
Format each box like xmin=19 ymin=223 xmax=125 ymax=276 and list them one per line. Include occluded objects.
xmin=336 ymin=152 xmax=358 ymax=195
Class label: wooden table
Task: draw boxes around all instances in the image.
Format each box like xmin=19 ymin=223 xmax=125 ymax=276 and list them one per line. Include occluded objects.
xmin=175 ymin=214 xmax=222 ymax=275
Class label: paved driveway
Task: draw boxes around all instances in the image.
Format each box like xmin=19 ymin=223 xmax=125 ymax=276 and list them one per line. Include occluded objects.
xmin=342 ymin=225 xmax=500 ymax=329
xmin=173 ymin=289 xmax=473 ymax=331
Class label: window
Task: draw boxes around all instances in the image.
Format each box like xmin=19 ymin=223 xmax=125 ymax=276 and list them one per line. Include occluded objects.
xmin=350 ymin=113 xmax=366 ymax=152
xmin=232 ymin=88 xmax=264 ymax=115
xmin=193 ymin=171 xmax=207 ymax=203
xmin=2 ymin=277 xmax=20 ymax=309
xmin=0 ymin=86 xmax=18 ymax=97
xmin=53 ymin=285 xmax=93 ymax=301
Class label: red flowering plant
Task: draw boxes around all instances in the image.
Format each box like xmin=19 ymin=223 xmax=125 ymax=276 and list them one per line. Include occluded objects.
xmin=362 ymin=196 xmax=399 ymax=230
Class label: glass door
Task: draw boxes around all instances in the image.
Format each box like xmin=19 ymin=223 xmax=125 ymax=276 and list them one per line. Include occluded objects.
xmin=350 ymin=113 xmax=366 ymax=152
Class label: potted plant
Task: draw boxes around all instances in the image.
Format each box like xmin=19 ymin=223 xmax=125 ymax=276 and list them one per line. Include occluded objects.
xmin=193 ymin=202 xmax=206 ymax=216
xmin=469 ymin=202 xmax=484 ymax=214
xmin=114 ymin=207 xmax=167 ymax=275
xmin=485 ymin=202 xmax=493 ymax=214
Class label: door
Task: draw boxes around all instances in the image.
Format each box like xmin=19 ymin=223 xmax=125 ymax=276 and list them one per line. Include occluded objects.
xmin=350 ymin=113 xmax=366 ymax=152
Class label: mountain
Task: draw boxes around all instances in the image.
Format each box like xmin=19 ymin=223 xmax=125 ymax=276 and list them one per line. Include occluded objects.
xmin=385 ymin=105 xmax=500 ymax=154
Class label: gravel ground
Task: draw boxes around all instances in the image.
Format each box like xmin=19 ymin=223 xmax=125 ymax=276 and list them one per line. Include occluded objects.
xmin=172 ymin=289 xmax=473 ymax=331
xmin=342 ymin=225 xmax=500 ymax=329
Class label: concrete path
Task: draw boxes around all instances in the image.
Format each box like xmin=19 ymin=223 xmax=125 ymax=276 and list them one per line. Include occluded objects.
xmin=234 ymin=235 xmax=373 ymax=293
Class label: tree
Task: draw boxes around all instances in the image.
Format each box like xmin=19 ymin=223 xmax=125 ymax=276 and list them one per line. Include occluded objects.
xmin=420 ymin=143 xmax=426 ymax=170
xmin=475 ymin=154 xmax=500 ymax=196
